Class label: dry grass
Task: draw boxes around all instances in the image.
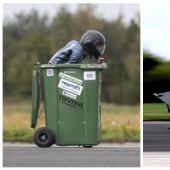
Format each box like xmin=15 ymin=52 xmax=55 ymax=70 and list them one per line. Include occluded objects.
xmin=101 ymin=103 xmax=140 ymax=142
xmin=101 ymin=103 xmax=140 ymax=129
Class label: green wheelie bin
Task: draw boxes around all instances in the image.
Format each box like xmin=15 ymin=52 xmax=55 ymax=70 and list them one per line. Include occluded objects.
xmin=30 ymin=62 xmax=107 ymax=148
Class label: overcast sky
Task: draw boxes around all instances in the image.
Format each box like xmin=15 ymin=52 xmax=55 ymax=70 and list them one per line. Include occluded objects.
xmin=3 ymin=3 xmax=140 ymax=24
xmin=143 ymin=2 xmax=170 ymax=61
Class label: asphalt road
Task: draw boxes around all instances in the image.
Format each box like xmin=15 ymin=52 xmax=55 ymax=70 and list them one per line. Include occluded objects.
xmin=3 ymin=143 xmax=140 ymax=167
xmin=143 ymin=121 xmax=170 ymax=152
xmin=143 ymin=121 xmax=170 ymax=167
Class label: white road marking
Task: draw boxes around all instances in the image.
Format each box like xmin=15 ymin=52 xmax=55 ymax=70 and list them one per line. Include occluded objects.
xmin=143 ymin=121 xmax=170 ymax=124
xmin=143 ymin=152 xmax=170 ymax=167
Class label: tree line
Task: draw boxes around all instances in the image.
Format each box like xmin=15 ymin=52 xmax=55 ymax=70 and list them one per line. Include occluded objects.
xmin=143 ymin=50 xmax=170 ymax=103
xmin=3 ymin=4 xmax=140 ymax=105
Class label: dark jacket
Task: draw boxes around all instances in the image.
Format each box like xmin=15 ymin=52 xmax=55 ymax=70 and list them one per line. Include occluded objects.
xmin=49 ymin=40 xmax=86 ymax=64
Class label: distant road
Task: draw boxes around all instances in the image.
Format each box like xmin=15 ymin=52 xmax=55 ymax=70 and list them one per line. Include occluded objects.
xmin=3 ymin=143 xmax=140 ymax=167
xmin=143 ymin=121 xmax=170 ymax=167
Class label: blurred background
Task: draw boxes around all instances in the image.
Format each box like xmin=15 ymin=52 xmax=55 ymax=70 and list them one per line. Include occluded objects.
xmin=143 ymin=3 xmax=170 ymax=103
xmin=3 ymin=3 xmax=140 ymax=143
xmin=3 ymin=3 xmax=140 ymax=105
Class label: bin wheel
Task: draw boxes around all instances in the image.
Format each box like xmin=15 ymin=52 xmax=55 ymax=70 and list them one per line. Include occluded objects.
xmin=34 ymin=127 xmax=55 ymax=147
xmin=83 ymin=146 xmax=93 ymax=148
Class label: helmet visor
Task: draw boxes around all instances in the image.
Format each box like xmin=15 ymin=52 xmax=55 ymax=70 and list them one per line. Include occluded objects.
xmin=96 ymin=44 xmax=105 ymax=54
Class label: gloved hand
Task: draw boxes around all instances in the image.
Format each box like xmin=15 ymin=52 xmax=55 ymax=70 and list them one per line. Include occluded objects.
xmin=98 ymin=57 xmax=104 ymax=64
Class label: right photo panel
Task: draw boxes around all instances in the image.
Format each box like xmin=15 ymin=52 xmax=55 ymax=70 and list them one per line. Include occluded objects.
xmin=143 ymin=2 xmax=170 ymax=167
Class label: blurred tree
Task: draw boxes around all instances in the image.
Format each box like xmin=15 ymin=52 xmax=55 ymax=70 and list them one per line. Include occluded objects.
xmin=122 ymin=18 xmax=140 ymax=104
xmin=143 ymin=51 xmax=170 ymax=103
xmin=3 ymin=10 xmax=51 ymax=97
xmin=50 ymin=6 xmax=73 ymax=55
xmin=143 ymin=51 xmax=160 ymax=72
xmin=100 ymin=14 xmax=140 ymax=104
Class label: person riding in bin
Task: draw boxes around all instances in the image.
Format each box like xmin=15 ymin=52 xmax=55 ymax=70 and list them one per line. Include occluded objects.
xmin=48 ymin=30 xmax=106 ymax=64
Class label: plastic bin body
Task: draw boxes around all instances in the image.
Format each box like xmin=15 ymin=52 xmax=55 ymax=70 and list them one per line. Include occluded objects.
xmin=31 ymin=63 xmax=107 ymax=146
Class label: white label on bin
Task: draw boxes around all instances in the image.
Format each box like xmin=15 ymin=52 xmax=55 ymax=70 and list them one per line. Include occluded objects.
xmin=59 ymin=72 xmax=82 ymax=85
xmin=58 ymin=78 xmax=83 ymax=95
xmin=47 ymin=69 xmax=53 ymax=76
xmin=62 ymin=90 xmax=77 ymax=99
xmin=84 ymin=71 xmax=96 ymax=80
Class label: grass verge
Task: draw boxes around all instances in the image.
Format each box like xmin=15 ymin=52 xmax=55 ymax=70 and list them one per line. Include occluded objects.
xmin=3 ymin=100 xmax=140 ymax=143
xmin=143 ymin=103 xmax=170 ymax=121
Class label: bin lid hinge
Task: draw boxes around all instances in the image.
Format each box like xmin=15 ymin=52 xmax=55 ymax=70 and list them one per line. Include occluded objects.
xmin=38 ymin=105 xmax=45 ymax=118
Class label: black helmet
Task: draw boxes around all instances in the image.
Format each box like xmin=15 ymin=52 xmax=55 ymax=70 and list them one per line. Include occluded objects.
xmin=80 ymin=30 xmax=106 ymax=59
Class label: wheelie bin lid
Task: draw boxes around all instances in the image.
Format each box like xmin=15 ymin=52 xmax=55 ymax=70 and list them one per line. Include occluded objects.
xmin=154 ymin=91 xmax=170 ymax=106
xmin=39 ymin=63 xmax=107 ymax=70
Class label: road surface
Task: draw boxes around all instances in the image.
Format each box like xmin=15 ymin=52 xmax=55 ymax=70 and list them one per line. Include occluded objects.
xmin=3 ymin=143 xmax=140 ymax=167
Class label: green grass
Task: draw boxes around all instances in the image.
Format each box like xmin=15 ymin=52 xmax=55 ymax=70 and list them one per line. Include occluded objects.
xmin=143 ymin=103 xmax=170 ymax=121
xmin=3 ymin=100 xmax=140 ymax=143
